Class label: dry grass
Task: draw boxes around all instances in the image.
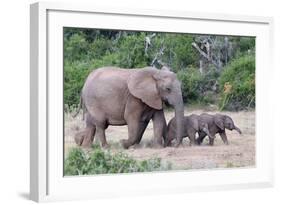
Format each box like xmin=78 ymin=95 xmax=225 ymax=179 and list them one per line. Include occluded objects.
xmin=64 ymin=107 xmax=255 ymax=170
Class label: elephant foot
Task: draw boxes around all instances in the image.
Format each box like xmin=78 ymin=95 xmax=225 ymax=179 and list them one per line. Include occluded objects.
xmin=81 ymin=143 xmax=92 ymax=149
xmin=174 ymin=140 xmax=183 ymax=148
xmin=74 ymin=131 xmax=86 ymax=146
xmin=132 ymin=143 xmax=142 ymax=149
xmin=189 ymin=142 xmax=199 ymax=146
xmin=153 ymin=143 xmax=164 ymax=149
xmin=196 ymin=141 xmax=202 ymax=146
xmin=164 ymin=139 xmax=174 ymax=147
xmin=81 ymin=136 xmax=93 ymax=148
xmin=101 ymin=142 xmax=110 ymax=149
xmin=120 ymin=139 xmax=131 ymax=149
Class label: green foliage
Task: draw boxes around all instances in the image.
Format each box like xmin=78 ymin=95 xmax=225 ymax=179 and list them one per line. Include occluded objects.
xmin=235 ymin=37 xmax=256 ymax=54
xmin=117 ymin=33 xmax=148 ymax=68
xmin=177 ymin=67 xmax=220 ymax=105
xmin=177 ymin=67 xmax=204 ymax=103
xmin=219 ymin=55 xmax=255 ymax=110
xmin=63 ymin=27 xmax=255 ymax=110
xmin=64 ymin=33 xmax=89 ymax=63
xmin=64 ymin=147 xmax=171 ymax=175
xmin=146 ymin=34 xmax=198 ymax=71
xmin=64 ymin=61 xmax=93 ymax=106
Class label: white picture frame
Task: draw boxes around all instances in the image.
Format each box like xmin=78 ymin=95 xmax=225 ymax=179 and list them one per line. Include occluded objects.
xmin=30 ymin=1 xmax=274 ymax=202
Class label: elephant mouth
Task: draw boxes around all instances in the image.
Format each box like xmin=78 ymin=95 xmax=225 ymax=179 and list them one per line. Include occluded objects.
xmin=163 ymin=100 xmax=171 ymax=107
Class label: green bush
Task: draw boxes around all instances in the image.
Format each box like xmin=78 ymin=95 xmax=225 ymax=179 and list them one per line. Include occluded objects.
xmin=146 ymin=34 xmax=198 ymax=71
xmin=64 ymin=33 xmax=89 ymax=63
xmin=177 ymin=67 xmax=219 ymax=105
xmin=64 ymin=147 xmax=171 ymax=175
xmin=63 ymin=28 xmax=255 ymax=110
xmin=177 ymin=67 xmax=203 ymax=103
xmin=200 ymin=67 xmax=220 ymax=104
xmin=64 ymin=61 xmax=93 ymax=106
xmin=86 ymin=37 xmax=113 ymax=60
xmin=116 ymin=33 xmax=148 ymax=68
xmin=237 ymin=37 xmax=255 ymax=53
xmin=219 ymin=55 xmax=255 ymax=110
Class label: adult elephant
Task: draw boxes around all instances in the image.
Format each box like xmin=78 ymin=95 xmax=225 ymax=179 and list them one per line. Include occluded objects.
xmin=74 ymin=66 xmax=184 ymax=149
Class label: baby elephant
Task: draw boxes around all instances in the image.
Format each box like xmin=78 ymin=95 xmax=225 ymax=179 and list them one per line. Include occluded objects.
xmin=196 ymin=113 xmax=242 ymax=146
xmin=165 ymin=114 xmax=213 ymax=147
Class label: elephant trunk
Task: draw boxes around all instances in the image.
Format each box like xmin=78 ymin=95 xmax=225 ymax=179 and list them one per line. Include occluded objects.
xmin=202 ymin=127 xmax=215 ymax=139
xmin=164 ymin=122 xmax=173 ymax=147
xmin=234 ymin=125 xmax=242 ymax=134
xmin=174 ymin=99 xmax=184 ymax=147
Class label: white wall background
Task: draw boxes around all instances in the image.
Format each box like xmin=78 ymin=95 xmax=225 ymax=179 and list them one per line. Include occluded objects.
xmin=0 ymin=0 xmax=280 ymax=204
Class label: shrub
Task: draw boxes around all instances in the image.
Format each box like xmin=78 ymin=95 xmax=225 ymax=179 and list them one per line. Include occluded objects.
xmin=116 ymin=33 xmax=148 ymax=68
xmin=64 ymin=33 xmax=89 ymax=63
xmin=64 ymin=61 xmax=93 ymax=106
xmin=238 ymin=37 xmax=255 ymax=53
xmin=64 ymin=146 xmax=172 ymax=175
xmin=146 ymin=34 xmax=198 ymax=71
xmin=219 ymin=55 xmax=255 ymax=110
xmin=86 ymin=37 xmax=113 ymax=60
xmin=177 ymin=67 xmax=204 ymax=104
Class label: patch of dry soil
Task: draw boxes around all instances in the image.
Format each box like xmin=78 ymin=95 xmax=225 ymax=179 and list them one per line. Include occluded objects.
xmin=64 ymin=108 xmax=255 ymax=170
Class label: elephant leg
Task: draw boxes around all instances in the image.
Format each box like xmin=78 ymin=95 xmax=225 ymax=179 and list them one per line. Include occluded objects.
xmin=122 ymin=97 xmax=144 ymax=149
xmin=95 ymin=125 xmax=109 ymax=148
xmin=74 ymin=130 xmax=86 ymax=146
xmin=196 ymin=132 xmax=206 ymax=145
xmin=81 ymin=125 xmax=96 ymax=148
xmin=135 ymin=120 xmax=150 ymax=144
xmin=74 ymin=126 xmax=96 ymax=147
xmin=165 ymin=125 xmax=174 ymax=147
xmin=219 ymin=130 xmax=229 ymax=145
xmin=80 ymin=113 xmax=96 ymax=148
xmin=121 ymin=120 xmax=140 ymax=149
xmin=208 ymin=137 xmax=215 ymax=146
xmin=152 ymin=110 xmax=166 ymax=147
xmin=188 ymin=130 xmax=197 ymax=146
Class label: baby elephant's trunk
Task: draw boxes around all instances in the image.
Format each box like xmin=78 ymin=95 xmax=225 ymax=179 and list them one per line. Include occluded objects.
xmin=202 ymin=127 xmax=215 ymax=139
xmin=234 ymin=125 xmax=242 ymax=134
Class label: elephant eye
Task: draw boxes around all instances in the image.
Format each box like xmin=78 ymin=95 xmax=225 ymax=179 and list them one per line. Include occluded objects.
xmin=166 ymin=87 xmax=171 ymax=92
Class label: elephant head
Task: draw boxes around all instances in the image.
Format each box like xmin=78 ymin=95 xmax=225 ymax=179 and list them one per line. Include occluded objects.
xmin=198 ymin=120 xmax=213 ymax=139
xmin=128 ymin=66 xmax=184 ymax=146
xmin=214 ymin=114 xmax=242 ymax=134
xmin=190 ymin=114 xmax=214 ymax=139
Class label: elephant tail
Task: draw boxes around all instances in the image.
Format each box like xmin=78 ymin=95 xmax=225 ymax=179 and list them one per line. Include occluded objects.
xmin=72 ymin=95 xmax=86 ymax=120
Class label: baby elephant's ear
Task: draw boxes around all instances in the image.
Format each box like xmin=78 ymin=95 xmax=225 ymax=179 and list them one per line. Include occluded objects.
xmin=192 ymin=119 xmax=199 ymax=131
xmin=214 ymin=116 xmax=224 ymax=130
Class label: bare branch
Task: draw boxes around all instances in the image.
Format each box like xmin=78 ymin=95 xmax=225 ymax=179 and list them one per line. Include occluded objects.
xmin=145 ymin=33 xmax=156 ymax=56
xmin=192 ymin=42 xmax=210 ymax=61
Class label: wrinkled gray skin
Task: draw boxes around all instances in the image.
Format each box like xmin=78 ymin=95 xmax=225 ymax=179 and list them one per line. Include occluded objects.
xmin=165 ymin=114 xmax=213 ymax=146
xmin=196 ymin=113 xmax=242 ymax=145
xmin=75 ymin=66 xmax=184 ymax=149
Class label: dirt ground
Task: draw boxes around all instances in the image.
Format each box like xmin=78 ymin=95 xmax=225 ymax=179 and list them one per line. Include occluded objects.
xmin=64 ymin=107 xmax=255 ymax=170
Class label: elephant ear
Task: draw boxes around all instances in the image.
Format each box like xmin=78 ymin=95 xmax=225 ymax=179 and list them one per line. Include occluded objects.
xmin=214 ymin=116 xmax=224 ymax=130
xmin=128 ymin=69 xmax=162 ymax=110
xmin=192 ymin=119 xmax=199 ymax=131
